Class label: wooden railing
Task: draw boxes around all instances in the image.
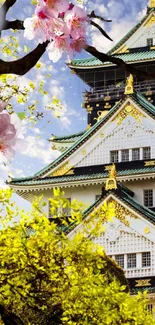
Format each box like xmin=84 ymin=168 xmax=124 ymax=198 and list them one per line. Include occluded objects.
xmin=83 ymin=80 xmax=155 ymax=103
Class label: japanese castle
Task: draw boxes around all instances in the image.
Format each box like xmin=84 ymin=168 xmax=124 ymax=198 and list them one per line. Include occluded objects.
xmin=9 ymin=0 xmax=155 ymax=312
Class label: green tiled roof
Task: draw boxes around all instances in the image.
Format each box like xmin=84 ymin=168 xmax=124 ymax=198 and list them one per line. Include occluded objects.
xmin=50 ymin=130 xmax=85 ymax=143
xmin=70 ymin=7 xmax=155 ymax=69
xmin=83 ymin=185 xmax=155 ymax=226
xmin=131 ymin=286 xmax=155 ymax=294
xmin=9 ymin=92 xmax=155 ymax=182
xmin=132 ymin=92 xmax=155 ymax=116
xmin=70 ymin=50 xmax=155 ymax=68
xmin=61 ymin=183 xmax=155 ymax=234
xmin=9 ymin=165 xmax=155 ymax=186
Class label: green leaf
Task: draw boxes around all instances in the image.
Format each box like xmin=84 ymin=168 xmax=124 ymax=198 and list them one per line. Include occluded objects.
xmin=17 ymin=112 xmax=26 ymax=120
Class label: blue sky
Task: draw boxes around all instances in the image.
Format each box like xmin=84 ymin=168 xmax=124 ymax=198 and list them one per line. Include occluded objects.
xmin=0 ymin=0 xmax=149 ymax=208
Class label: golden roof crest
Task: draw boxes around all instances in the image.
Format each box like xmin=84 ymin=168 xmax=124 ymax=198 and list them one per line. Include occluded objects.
xmin=124 ymin=74 xmax=134 ymax=95
xmin=105 ymin=164 xmax=117 ymax=191
xmin=149 ymin=0 xmax=155 ymax=8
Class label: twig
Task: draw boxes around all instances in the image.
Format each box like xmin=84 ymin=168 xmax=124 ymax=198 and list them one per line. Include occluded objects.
xmin=88 ymin=10 xmax=112 ymax=23
xmin=2 ymin=19 xmax=24 ymax=31
xmin=90 ymin=21 xmax=113 ymax=41
xmin=85 ymin=45 xmax=155 ymax=79
xmin=0 ymin=42 xmax=49 ymax=75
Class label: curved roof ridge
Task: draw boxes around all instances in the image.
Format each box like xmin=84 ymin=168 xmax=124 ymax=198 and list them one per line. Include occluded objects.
xmin=51 ymin=130 xmax=85 ymax=141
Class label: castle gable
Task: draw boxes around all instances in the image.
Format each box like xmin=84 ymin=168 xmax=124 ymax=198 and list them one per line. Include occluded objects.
xmin=69 ymin=193 xmax=155 ymax=278
xmin=39 ymin=95 xmax=155 ymax=176
xmin=111 ymin=10 xmax=155 ymax=54
xmin=76 ymin=98 xmax=155 ymax=168
xmin=9 ymin=93 xmax=155 ymax=182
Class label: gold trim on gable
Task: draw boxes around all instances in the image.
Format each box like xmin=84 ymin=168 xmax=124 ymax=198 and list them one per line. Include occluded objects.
xmin=50 ymin=162 xmax=73 ymax=177
xmin=144 ymin=14 xmax=155 ymax=28
xmin=114 ymin=45 xmax=129 ymax=54
xmin=149 ymin=0 xmax=155 ymax=8
xmin=107 ymin=198 xmax=138 ymax=226
xmin=113 ymin=103 xmax=145 ymax=125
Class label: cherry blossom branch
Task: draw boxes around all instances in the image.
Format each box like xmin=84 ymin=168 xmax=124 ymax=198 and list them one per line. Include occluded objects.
xmin=90 ymin=21 xmax=113 ymax=41
xmin=85 ymin=45 xmax=155 ymax=79
xmin=0 ymin=42 xmax=49 ymax=75
xmin=88 ymin=10 xmax=112 ymax=23
xmin=0 ymin=0 xmax=19 ymax=33
xmin=2 ymin=19 xmax=24 ymax=31
xmin=1 ymin=0 xmax=17 ymax=15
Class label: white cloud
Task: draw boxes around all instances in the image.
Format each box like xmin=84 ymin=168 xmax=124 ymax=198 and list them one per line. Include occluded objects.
xmin=23 ymin=135 xmax=60 ymax=164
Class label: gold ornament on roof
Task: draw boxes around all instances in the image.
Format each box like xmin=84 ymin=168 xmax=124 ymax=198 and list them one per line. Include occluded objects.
xmin=51 ymin=162 xmax=73 ymax=177
xmin=125 ymin=74 xmax=134 ymax=95
xmin=145 ymin=14 xmax=155 ymax=27
xmin=105 ymin=164 xmax=117 ymax=191
xmin=113 ymin=102 xmax=145 ymax=125
xmin=149 ymin=0 xmax=155 ymax=8
xmin=144 ymin=227 xmax=150 ymax=234
xmin=135 ymin=279 xmax=151 ymax=287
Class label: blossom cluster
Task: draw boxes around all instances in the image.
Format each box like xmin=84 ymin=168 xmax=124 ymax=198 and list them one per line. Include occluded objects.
xmin=24 ymin=0 xmax=88 ymax=62
xmin=0 ymin=102 xmax=23 ymax=162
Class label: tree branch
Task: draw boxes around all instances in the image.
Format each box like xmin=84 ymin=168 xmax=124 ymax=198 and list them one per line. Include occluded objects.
xmin=2 ymin=19 xmax=24 ymax=31
xmin=88 ymin=10 xmax=112 ymax=23
xmin=0 ymin=42 xmax=49 ymax=75
xmin=90 ymin=21 xmax=113 ymax=41
xmin=85 ymin=45 xmax=155 ymax=79
xmin=1 ymin=0 xmax=17 ymax=15
xmin=0 ymin=0 xmax=19 ymax=34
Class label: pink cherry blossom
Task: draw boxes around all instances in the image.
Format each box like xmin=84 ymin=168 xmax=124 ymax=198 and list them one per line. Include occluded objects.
xmin=35 ymin=2 xmax=58 ymax=19
xmin=24 ymin=1 xmax=88 ymax=61
xmin=0 ymin=113 xmax=23 ymax=162
xmin=64 ymin=5 xmax=87 ymax=40
xmin=70 ymin=37 xmax=87 ymax=53
xmin=47 ymin=36 xmax=69 ymax=62
xmin=24 ymin=16 xmax=48 ymax=42
xmin=38 ymin=0 xmax=68 ymax=16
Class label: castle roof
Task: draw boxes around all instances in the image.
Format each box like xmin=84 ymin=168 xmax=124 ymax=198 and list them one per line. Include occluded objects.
xmin=8 ymin=92 xmax=155 ymax=193
xmin=69 ymin=6 xmax=155 ymax=70
xmin=69 ymin=50 xmax=155 ymax=69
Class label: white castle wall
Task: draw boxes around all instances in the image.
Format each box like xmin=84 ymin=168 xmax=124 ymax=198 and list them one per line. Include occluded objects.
xmin=76 ymin=117 xmax=155 ymax=167
xmin=126 ymin=24 xmax=155 ymax=49
xmin=32 ymin=179 xmax=155 ymax=216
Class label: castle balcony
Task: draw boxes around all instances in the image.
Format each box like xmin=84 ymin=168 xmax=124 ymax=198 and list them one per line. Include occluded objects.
xmin=83 ymin=79 xmax=155 ymax=106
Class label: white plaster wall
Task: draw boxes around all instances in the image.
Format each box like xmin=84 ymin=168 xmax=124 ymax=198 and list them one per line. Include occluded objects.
xmin=29 ymin=178 xmax=155 ymax=217
xmin=128 ymin=24 xmax=155 ymax=48
xmin=76 ymin=117 xmax=155 ymax=167
xmin=34 ymin=184 xmax=103 ymax=216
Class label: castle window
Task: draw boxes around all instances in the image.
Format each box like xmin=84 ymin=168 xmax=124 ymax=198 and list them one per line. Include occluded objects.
xmin=49 ymin=198 xmax=71 ymax=220
xmin=147 ymin=304 xmax=153 ymax=314
xmin=115 ymin=254 xmax=124 ymax=269
xmin=143 ymin=189 xmax=153 ymax=207
xmin=121 ymin=149 xmax=129 ymax=162
xmin=127 ymin=253 xmax=136 ymax=268
xmin=147 ymin=38 xmax=153 ymax=47
xmin=143 ymin=147 xmax=151 ymax=159
xmin=132 ymin=148 xmax=140 ymax=161
xmin=62 ymin=198 xmax=71 ymax=216
xmin=110 ymin=150 xmax=119 ymax=163
xmin=142 ymin=252 xmax=151 ymax=267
